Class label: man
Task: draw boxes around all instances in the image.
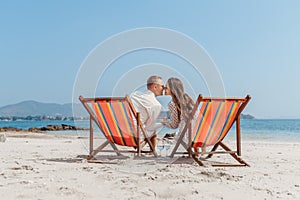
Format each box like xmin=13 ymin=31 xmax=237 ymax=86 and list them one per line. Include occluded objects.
xmin=130 ymin=75 xmax=165 ymax=149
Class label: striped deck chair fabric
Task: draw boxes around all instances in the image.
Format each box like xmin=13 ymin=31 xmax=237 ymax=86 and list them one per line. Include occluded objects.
xmin=91 ymin=97 xmax=138 ymax=147
xmin=79 ymin=95 xmax=157 ymax=161
xmin=170 ymin=94 xmax=251 ymax=167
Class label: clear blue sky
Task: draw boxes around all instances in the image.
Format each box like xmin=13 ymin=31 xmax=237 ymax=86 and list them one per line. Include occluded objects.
xmin=0 ymin=1 xmax=299 ymax=119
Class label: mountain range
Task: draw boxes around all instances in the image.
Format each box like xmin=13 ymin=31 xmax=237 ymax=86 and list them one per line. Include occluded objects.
xmin=0 ymin=100 xmax=87 ymax=117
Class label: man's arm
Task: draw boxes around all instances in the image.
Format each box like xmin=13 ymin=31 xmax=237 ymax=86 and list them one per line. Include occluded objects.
xmin=144 ymin=104 xmax=162 ymax=132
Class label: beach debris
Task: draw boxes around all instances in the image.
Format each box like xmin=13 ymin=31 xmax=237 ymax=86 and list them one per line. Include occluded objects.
xmin=0 ymin=133 xmax=6 ymax=142
xmin=163 ymin=133 xmax=175 ymax=139
xmin=0 ymin=124 xmax=88 ymax=132
xmin=10 ymin=165 xmax=34 ymax=171
xmin=31 ymin=124 xmax=89 ymax=131
xmin=0 ymin=127 xmax=23 ymax=132
xmin=147 ymin=175 xmax=157 ymax=180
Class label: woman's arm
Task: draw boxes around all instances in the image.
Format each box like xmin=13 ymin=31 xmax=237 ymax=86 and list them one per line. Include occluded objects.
xmin=162 ymin=101 xmax=179 ymax=129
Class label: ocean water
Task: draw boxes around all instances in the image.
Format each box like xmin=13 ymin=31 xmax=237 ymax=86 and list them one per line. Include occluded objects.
xmin=1 ymin=119 xmax=300 ymax=142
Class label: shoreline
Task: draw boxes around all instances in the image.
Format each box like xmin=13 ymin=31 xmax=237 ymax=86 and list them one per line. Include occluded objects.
xmin=3 ymin=130 xmax=300 ymax=143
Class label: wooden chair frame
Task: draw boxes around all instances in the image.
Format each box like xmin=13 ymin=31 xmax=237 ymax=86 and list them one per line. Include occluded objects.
xmin=170 ymin=94 xmax=251 ymax=167
xmin=79 ymin=95 xmax=158 ymax=161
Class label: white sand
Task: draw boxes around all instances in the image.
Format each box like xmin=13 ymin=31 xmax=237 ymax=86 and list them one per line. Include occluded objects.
xmin=0 ymin=131 xmax=299 ymax=200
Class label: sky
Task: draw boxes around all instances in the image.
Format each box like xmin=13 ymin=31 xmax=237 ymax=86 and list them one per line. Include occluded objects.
xmin=0 ymin=1 xmax=300 ymax=119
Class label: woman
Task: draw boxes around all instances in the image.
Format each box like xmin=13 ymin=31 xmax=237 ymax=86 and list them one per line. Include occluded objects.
xmin=162 ymin=77 xmax=204 ymax=156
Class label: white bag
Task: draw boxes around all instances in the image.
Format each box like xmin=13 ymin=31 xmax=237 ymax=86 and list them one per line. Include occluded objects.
xmin=0 ymin=133 xmax=6 ymax=142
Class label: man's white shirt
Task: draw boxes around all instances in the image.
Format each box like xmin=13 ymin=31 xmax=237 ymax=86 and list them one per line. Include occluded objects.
xmin=130 ymin=90 xmax=162 ymax=132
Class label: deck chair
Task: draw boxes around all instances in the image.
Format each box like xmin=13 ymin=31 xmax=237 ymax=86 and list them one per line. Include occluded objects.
xmin=79 ymin=95 xmax=157 ymax=161
xmin=170 ymin=94 xmax=251 ymax=167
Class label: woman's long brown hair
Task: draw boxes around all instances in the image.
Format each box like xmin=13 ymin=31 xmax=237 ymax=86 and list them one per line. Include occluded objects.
xmin=167 ymin=78 xmax=195 ymax=123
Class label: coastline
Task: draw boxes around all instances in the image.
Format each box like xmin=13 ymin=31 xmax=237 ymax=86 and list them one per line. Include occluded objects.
xmin=0 ymin=131 xmax=299 ymax=199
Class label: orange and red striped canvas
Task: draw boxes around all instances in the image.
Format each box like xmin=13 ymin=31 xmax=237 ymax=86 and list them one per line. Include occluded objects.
xmin=191 ymin=99 xmax=243 ymax=148
xmin=91 ymin=99 xmax=138 ymax=147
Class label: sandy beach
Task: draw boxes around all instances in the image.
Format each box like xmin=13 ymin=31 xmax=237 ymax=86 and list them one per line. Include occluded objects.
xmin=0 ymin=131 xmax=299 ymax=200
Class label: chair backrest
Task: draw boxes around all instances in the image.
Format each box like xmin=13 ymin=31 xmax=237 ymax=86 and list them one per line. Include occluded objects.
xmin=191 ymin=95 xmax=250 ymax=148
xmin=82 ymin=97 xmax=139 ymax=147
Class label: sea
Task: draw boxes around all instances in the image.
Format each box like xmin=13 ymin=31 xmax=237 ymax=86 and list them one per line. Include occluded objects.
xmin=1 ymin=119 xmax=300 ymax=142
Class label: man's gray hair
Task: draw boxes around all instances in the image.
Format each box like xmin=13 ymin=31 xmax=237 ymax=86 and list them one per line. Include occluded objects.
xmin=147 ymin=75 xmax=164 ymax=86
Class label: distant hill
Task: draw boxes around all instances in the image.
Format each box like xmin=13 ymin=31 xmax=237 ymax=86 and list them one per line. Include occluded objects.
xmin=0 ymin=100 xmax=87 ymax=117
xmin=241 ymin=114 xmax=255 ymax=119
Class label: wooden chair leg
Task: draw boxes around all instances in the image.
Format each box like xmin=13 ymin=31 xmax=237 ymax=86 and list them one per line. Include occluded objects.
xmin=192 ymin=154 xmax=204 ymax=166
xmin=206 ymin=143 xmax=220 ymax=159
xmin=87 ymin=140 xmax=122 ymax=160
xmin=170 ymin=131 xmax=186 ymax=157
xmin=218 ymin=142 xmax=250 ymax=166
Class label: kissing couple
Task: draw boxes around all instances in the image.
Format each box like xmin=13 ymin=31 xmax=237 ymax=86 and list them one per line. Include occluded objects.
xmin=130 ymin=75 xmax=202 ymax=154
